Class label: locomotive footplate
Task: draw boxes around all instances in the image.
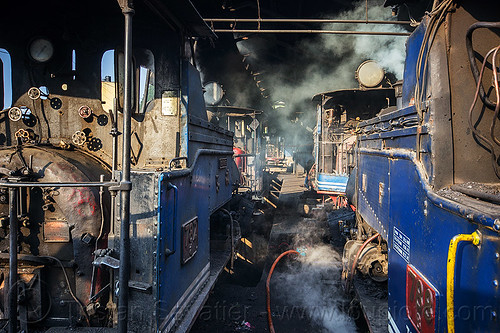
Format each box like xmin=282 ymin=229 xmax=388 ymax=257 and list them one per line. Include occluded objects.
xmin=46 ymin=328 xmax=115 ymax=332
xmin=174 ymin=250 xmax=231 ymax=333
xmin=352 ymin=275 xmax=388 ymax=333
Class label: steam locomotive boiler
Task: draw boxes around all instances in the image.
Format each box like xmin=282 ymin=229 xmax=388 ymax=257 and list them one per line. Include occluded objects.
xmin=0 ymin=1 xmax=240 ymax=332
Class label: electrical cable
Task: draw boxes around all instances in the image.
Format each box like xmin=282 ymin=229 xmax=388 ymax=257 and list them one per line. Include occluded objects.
xmin=266 ymin=249 xmax=299 ymax=333
xmin=42 ymin=256 xmax=90 ymax=325
xmin=344 ymin=233 xmax=380 ymax=293
xmin=467 ymin=46 xmax=500 ymax=179
xmin=38 ymin=98 xmax=51 ymax=140
xmin=89 ymin=178 xmax=107 ymax=302
xmin=415 ymin=0 xmax=453 ymax=119
xmin=465 ymin=22 xmax=500 ymax=110
xmin=489 ymin=46 xmax=500 ymax=146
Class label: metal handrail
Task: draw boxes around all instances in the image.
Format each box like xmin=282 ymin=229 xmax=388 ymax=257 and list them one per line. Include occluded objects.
xmin=0 ymin=181 xmax=118 ymax=188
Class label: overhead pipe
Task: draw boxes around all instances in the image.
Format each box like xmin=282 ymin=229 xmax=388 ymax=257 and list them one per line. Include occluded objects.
xmin=117 ymin=1 xmax=134 ymax=332
xmin=212 ymin=29 xmax=410 ymax=36
xmin=205 ymin=18 xmax=413 ymax=25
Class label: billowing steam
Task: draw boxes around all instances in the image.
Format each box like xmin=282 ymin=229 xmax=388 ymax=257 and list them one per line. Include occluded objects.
xmin=233 ymin=0 xmax=407 ymax=149
xmin=271 ymin=219 xmax=357 ymax=332
xmin=268 ymin=0 xmax=407 ymax=116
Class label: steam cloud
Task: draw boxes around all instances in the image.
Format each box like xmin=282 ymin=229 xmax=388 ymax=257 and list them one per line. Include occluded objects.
xmin=235 ymin=0 xmax=407 ymax=149
xmin=271 ymin=0 xmax=406 ymax=115
xmin=272 ymin=219 xmax=357 ymax=332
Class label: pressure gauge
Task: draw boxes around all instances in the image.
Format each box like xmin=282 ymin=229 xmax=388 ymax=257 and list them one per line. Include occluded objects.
xmin=28 ymin=38 xmax=54 ymax=63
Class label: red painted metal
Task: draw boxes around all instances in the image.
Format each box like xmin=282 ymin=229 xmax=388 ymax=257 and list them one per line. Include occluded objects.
xmin=406 ymin=265 xmax=437 ymax=333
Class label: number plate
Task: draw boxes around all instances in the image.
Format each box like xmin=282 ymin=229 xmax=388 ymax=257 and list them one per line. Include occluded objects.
xmin=406 ymin=265 xmax=437 ymax=333
xmin=182 ymin=217 xmax=198 ymax=264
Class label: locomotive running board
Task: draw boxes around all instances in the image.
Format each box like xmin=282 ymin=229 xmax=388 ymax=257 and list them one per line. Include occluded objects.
xmin=352 ymin=277 xmax=388 ymax=333
xmin=46 ymin=329 xmax=115 ymax=332
xmin=167 ymin=250 xmax=231 ymax=333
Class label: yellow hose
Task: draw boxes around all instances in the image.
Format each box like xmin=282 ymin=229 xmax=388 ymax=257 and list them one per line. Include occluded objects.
xmin=446 ymin=231 xmax=481 ymax=333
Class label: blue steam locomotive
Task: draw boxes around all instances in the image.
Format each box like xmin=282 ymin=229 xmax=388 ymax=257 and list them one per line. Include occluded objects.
xmin=311 ymin=63 xmax=396 ymax=201
xmin=0 ymin=1 xmax=242 ymax=332
xmin=336 ymin=1 xmax=500 ymax=332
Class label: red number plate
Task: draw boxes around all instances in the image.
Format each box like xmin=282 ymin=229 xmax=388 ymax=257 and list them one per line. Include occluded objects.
xmin=406 ymin=265 xmax=437 ymax=333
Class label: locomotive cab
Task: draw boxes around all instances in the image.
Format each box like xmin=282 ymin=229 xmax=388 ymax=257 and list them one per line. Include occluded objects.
xmin=0 ymin=1 xmax=240 ymax=332
xmin=311 ymin=70 xmax=396 ymax=197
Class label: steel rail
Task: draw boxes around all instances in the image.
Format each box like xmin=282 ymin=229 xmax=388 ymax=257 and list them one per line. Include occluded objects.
xmin=212 ymin=29 xmax=411 ymax=36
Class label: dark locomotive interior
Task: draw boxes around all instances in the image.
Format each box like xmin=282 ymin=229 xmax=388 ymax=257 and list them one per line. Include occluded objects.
xmin=0 ymin=0 xmax=192 ymax=327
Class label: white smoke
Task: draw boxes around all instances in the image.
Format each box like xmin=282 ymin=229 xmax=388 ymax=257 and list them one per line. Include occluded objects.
xmin=321 ymin=2 xmax=407 ymax=78
xmin=272 ymin=246 xmax=356 ymax=332
xmin=267 ymin=0 xmax=407 ymax=117
xmin=271 ymin=218 xmax=357 ymax=333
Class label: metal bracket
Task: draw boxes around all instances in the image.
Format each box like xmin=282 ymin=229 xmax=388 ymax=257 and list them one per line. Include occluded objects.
xmin=128 ymin=280 xmax=152 ymax=294
xmin=109 ymin=181 xmax=132 ymax=192
xmin=93 ymin=255 xmax=120 ymax=270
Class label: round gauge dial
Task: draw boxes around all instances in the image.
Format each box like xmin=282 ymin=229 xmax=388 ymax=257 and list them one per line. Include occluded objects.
xmin=28 ymin=38 xmax=54 ymax=63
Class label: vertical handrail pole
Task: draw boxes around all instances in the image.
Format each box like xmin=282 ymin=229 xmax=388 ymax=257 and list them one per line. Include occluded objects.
xmin=118 ymin=2 xmax=134 ymax=332
xmin=8 ymin=187 xmax=18 ymax=333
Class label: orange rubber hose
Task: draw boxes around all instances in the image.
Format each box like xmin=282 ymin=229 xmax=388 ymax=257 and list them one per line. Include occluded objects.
xmin=345 ymin=233 xmax=380 ymax=292
xmin=266 ymin=249 xmax=299 ymax=333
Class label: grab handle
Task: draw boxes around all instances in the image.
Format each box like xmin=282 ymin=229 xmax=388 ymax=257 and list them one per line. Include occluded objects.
xmin=165 ymin=182 xmax=178 ymax=257
xmin=446 ymin=230 xmax=481 ymax=333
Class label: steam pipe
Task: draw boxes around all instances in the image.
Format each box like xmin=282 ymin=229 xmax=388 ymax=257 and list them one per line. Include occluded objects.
xmin=205 ymin=18 xmax=413 ymax=25
xmin=111 ymin=97 xmax=120 ymax=177
xmin=118 ymin=5 xmax=134 ymax=333
xmin=8 ymin=187 xmax=18 ymax=333
xmin=212 ymin=29 xmax=411 ymax=36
